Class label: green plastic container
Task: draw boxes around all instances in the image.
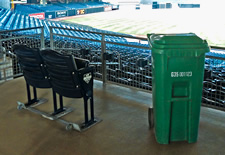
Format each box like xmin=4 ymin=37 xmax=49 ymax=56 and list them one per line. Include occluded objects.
xmin=147 ymin=33 xmax=210 ymax=144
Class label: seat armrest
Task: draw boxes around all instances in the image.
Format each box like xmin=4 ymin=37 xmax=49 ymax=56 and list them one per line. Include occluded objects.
xmin=79 ymin=66 xmax=94 ymax=85
xmin=78 ymin=66 xmax=94 ymax=74
xmin=76 ymin=66 xmax=94 ymax=97
xmin=74 ymin=57 xmax=90 ymax=69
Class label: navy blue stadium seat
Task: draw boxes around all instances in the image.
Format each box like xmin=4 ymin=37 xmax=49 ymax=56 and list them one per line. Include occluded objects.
xmin=13 ymin=45 xmax=51 ymax=107
xmin=41 ymin=49 xmax=100 ymax=130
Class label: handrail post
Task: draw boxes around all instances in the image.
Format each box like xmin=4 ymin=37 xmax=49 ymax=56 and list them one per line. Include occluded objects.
xmin=41 ymin=27 xmax=45 ymax=49
xmin=101 ymin=34 xmax=107 ymax=84
xmin=50 ymin=27 xmax=54 ymax=50
xmin=0 ymin=36 xmax=6 ymax=62
xmin=116 ymin=52 xmax=121 ymax=70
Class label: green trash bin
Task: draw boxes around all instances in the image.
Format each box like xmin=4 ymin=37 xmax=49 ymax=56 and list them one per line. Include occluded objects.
xmin=147 ymin=33 xmax=210 ymax=144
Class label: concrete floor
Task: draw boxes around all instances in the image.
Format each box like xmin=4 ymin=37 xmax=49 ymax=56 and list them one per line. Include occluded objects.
xmin=0 ymin=77 xmax=225 ymax=155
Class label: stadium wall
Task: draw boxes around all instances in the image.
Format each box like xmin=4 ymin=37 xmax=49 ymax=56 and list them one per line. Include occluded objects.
xmin=29 ymin=12 xmax=45 ymax=19
xmin=44 ymin=6 xmax=109 ymax=19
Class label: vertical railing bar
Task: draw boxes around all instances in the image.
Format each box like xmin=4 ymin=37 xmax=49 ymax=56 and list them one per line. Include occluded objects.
xmin=101 ymin=34 xmax=106 ymax=84
xmin=41 ymin=27 xmax=45 ymax=49
xmin=50 ymin=27 xmax=54 ymax=50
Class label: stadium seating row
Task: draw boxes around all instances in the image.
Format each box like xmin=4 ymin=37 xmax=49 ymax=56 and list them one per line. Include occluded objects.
xmin=0 ymin=6 xmax=132 ymax=46
xmin=15 ymin=4 xmax=42 ymax=14
xmin=15 ymin=2 xmax=111 ymax=14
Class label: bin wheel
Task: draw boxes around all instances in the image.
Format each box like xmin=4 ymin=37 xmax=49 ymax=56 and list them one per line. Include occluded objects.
xmin=66 ymin=124 xmax=73 ymax=131
xmin=17 ymin=104 xmax=23 ymax=110
xmin=148 ymin=108 xmax=154 ymax=129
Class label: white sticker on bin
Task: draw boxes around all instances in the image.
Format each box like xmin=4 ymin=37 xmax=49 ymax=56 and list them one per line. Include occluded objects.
xmin=171 ymin=71 xmax=192 ymax=77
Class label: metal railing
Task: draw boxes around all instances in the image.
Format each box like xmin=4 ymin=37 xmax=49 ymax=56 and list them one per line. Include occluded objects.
xmin=48 ymin=26 xmax=225 ymax=111
xmin=0 ymin=27 xmax=45 ymax=82
xmin=0 ymin=26 xmax=224 ymax=111
xmin=48 ymin=26 xmax=151 ymax=88
xmin=202 ymin=55 xmax=225 ymax=111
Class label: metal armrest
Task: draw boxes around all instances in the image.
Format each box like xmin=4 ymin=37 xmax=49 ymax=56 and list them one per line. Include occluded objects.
xmin=74 ymin=57 xmax=90 ymax=69
xmin=78 ymin=66 xmax=94 ymax=84
xmin=75 ymin=66 xmax=94 ymax=97
xmin=78 ymin=66 xmax=94 ymax=73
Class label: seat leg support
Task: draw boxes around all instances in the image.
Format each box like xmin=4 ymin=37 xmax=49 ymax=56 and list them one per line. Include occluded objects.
xmin=33 ymin=87 xmax=37 ymax=101
xmin=23 ymin=91 xmax=74 ymax=121
xmin=26 ymin=83 xmax=31 ymax=103
xmin=52 ymin=92 xmax=66 ymax=115
xmin=51 ymin=92 xmax=72 ymax=119
xmin=49 ymin=94 xmax=101 ymax=131
xmin=84 ymin=98 xmax=89 ymax=124
xmin=24 ymin=84 xmax=47 ymax=108
xmin=18 ymin=89 xmax=101 ymax=131
xmin=90 ymin=96 xmax=94 ymax=121
xmin=53 ymin=90 xmax=58 ymax=113
xmin=59 ymin=95 xmax=64 ymax=110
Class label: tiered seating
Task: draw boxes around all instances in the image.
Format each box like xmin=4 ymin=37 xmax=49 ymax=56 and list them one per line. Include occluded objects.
xmin=86 ymin=2 xmax=108 ymax=7
xmin=15 ymin=2 xmax=109 ymax=16
xmin=15 ymin=4 xmax=41 ymax=14
xmin=19 ymin=15 xmax=25 ymax=29
xmin=4 ymin=13 xmax=16 ymax=30
xmin=56 ymin=2 xmax=107 ymax=9
xmin=0 ymin=8 xmax=6 ymax=17
xmin=0 ymin=10 xmax=12 ymax=28
xmin=25 ymin=16 xmax=30 ymax=28
xmin=12 ymin=14 xmax=20 ymax=30
xmin=58 ymin=2 xmax=87 ymax=9
xmin=29 ymin=4 xmax=68 ymax=12
xmin=0 ymin=6 xmax=131 ymax=45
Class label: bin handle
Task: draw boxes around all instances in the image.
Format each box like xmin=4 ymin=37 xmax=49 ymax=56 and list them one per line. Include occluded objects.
xmin=170 ymin=97 xmax=191 ymax=102
xmin=147 ymin=34 xmax=154 ymax=50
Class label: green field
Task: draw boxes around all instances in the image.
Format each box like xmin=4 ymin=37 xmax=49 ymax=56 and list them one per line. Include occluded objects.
xmin=61 ymin=5 xmax=225 ymax=47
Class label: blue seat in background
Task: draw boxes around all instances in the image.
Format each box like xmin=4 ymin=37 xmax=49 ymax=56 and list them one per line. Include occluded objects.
xmin=4 ymin=13 xmax=16 ymax=30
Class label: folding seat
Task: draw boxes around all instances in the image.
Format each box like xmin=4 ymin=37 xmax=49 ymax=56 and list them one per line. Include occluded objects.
xmin=41 ymin=49 xmax=101 ymax=131
xmin=14 ymin=45 xmax=74 ymax=122
xmin=13 ymin=45 xmax=51 ymax=109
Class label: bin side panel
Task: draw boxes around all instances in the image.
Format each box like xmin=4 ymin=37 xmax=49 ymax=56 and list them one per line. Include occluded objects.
xmin=152 ymin=51 xmax=171 ymax=144
xmin=188 ymin=54 xmax=206 ymax=143
xmin=170 ymin=101 xmax=188 ymax=141
xmin=152 ymin=49 xmax=206 ymax=144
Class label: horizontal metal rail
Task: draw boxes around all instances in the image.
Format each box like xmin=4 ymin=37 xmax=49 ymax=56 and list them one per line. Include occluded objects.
xmin=52 ymin=33 xmax=101 ymax=43
xmin=105 ymin=41 xmax=149 ymax=50
xmin=54 ymin=47 xmax=101 ymax=53
xmin=0 ymin=34 xmax=42 ymax=42
xmin=0 ymin=26 xmax=44 ymax=34
xmin=50 ymin=27 xmax=149 ymax=50
xmin=49 ymin=26 xmax=147 ymax=41
xmin=50 ymin=26 xmax=225 ymax=49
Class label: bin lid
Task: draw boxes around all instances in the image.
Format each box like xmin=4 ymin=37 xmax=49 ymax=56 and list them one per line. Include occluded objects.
xmin=147 ymin=33 xmax=209 ymax=50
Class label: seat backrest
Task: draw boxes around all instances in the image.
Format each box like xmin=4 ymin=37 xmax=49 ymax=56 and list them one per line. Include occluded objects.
xmin=13 ymin=45 xmax=51 ymax=88
xmin=41 ymin=49 xmax=83 ymax=98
